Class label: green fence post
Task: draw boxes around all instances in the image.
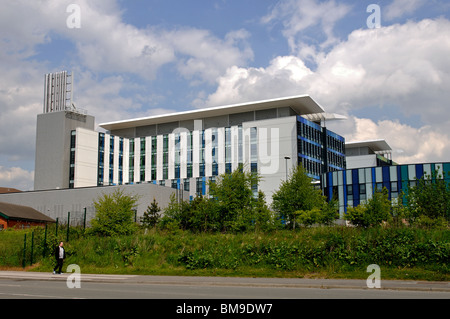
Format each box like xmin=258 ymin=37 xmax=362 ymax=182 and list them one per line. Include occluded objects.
xmin=30 ymin=231 xmax=34 ymax=266
xmin=66 ymin=212 xmax=70 ymax=242
xmin=83 ymin=207 xmax=87 ymax=231
xmin=55 ymin=218 xmax=59 ymax=237
xmin=22 ymin=234 xmax=27 ymax=268
xmin=43 ymin=224 xmax=48 ymax=257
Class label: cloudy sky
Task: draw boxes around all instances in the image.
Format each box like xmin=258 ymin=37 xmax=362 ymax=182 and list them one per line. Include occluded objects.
xmin=1 ymin=0 xmax=450 ymax=190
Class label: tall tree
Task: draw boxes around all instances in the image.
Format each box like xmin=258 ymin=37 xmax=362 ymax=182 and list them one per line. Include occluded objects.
xmin=208 ymin=165 xmax=261 ymax=232
xmin=140 ymin=198 xmax=161 ymax=229
xmin=272 ymin=165 xmax=328 ymax=229
xmin=90 ymin=188 xmax=139 ymax=236
xmin=404 ymin=169 xmax=450 ymax=223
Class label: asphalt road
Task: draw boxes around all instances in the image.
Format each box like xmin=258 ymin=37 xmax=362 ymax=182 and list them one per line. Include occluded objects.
xmin=0 ymin=278 xmax=449 ymax=300
xmin=0 ymin=271 xmax=447 ymax=317
xmin=0 ymin=271 xmax=448 ymax=300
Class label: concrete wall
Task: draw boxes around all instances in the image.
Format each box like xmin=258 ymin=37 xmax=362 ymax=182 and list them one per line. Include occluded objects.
xmin=74 ymin=127 xmax=98 ymax=188
xmin=34 ymin=111 xmax=95 ymax=191
xmin=243 ymin=116 xmax=297 ymax=203
xmin=0 ymin=183 xmax=188 ymax=225
xmin=346 ymin=154 xmax=377 ymax=170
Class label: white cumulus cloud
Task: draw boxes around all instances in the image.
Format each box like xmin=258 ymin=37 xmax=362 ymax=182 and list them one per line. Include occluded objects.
xmin=197 ymin=18 xmax=450 ymax=164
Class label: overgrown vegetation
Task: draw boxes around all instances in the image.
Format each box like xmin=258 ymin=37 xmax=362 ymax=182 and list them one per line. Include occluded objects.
xmin=89 ymin=189 xmax=139 ymax=236
xmin=272 ymin=166 xmax=338 ymax=228
xmin=403 ymin=170 xmax=450 ymax=227
xmin=159 ymin=167 xmax=274 ymax=233
xmin=345 ymin=170 xmax=449 ymax=229
xmin=0 ymin=166 xmax=448 ymax=281
xmin=2 ymin=226 xmax=447 ymax=281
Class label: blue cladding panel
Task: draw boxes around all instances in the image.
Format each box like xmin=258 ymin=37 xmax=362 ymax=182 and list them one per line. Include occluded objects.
xmin=343 ymin=171 xmax=347 ymax=208
xmin=327 ymin=172 xmax=333 ymax=200
xmin=397 ymin=166 xmax=403 ymax=191
xmin=416 ymin=164 xmax=424 ymax=180
xmin=382 ymin=166 xmax=390 ymax=182
xmin=352 ymin=169 xmax=359 ymax=206
xmin=382 ymin=166 xmax=390 ymax=190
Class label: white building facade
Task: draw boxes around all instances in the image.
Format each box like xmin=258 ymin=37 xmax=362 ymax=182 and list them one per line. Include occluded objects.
xmin=67 ymin=95 xmax=346 ymax=202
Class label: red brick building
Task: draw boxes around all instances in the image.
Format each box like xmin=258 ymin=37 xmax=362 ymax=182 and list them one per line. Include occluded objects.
xmin=0 ymin=202 xmax=55 ymax=230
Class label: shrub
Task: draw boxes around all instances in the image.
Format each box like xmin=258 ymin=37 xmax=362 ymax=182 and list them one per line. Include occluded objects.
xmin=345 ymin=188 xmax=392 ymax=227
xmin=272 ymin=166 xmax=336 ymax=229
xmin=404 ymin=169 xmax=450 ymax=223
xmin=89 ymin=188 xmax=139 ymax=236
xmin=140 ymin=198 xmax=161 ymax=229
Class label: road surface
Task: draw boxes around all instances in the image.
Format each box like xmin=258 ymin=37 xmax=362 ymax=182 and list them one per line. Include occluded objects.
xmin=0 ymin=271 xmax=448 ymax=299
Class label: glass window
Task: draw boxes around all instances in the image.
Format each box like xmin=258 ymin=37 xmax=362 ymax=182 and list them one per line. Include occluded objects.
xmin=187 ymin=164 xmax=193 ymax=178
xmin=199 ymin=164 xmax=205 ymax=177
xmin=376 ymin=182 xmax=383 ymax=192
xmin=347 ymin=185 xmax=353 ymax=196
xmin=391 ymin=181 xmax=398 ymax=193
xmin=140 ymin=137 xmax=145 ymax=154
xmin=183 ymin=178 xmax=190 ymax=192
xmin=359 ymin=183 xmax=366 ymax=195
xmin=70 ymin=130 xmax=76 ymax=148
xmin=196 ymin=178 xmax=203 ymax=195
xmin=163 ymin=135 xmax=169 ymax=152
xmin=151 ymin=136 xmax=157 ymax=151
xmin=212 ymin=163 xmax=218 ymax=176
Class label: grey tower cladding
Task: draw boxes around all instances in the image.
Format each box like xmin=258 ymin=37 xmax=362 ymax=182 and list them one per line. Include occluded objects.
xmin=35 ymin=71 xmax=95 ymax=191
xmin=34 ymin=111 xmax=95 ymax=191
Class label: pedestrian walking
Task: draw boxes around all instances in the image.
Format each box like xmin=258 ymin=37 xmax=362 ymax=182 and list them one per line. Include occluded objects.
xmin=53 ymin=241 xmax=65 ymax=274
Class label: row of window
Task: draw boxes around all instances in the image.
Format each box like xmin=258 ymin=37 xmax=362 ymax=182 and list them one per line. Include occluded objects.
xmin=297 ymin=119 xmax=322 ymax=145
xmin=96 ymin=126 xmax=249 ymax=186
xmin=69 ymin=131 xmax=76 ymax=188
xmin=300 ymin=156 xmax=322 ymax=178
xmin=327 ymin=150 xmax=345 ymax=169
xmin=326 ymin=133 xmax=345 ymax=155
xmin=298 ymin=139 xmax=322 ymax=160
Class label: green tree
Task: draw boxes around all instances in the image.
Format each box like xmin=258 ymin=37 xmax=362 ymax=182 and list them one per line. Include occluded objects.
xmin=159 ymin=193 xmax=187 ymax=230
xmin=272 ymin=165 xmax=330 ymax=229
xmin=293 ymin=198 xmax=338 ymax=227
xmin=319 ymin=197 xmax=340 ymax=225
xmin=90 ymin=189 xmax=139 ymax=236
xmin=252 ymin=191 xmax=274 ymax=232
xmin=345 ymin=204 xmax=368 ymax=228
xmin=160 ymin=167 xmax=273 ymax=233
xmin=404 ymin=170 xmax=450 ymax=224
xmin=345 ymin=187 xmax=391 ymax=227
xmin=140 ymin=198 xmax=161 ymax=229
xmin=185 ymin=195 xmax=219 ymax=232
xmin=209 ymin=166 xmax=260 ymax=232
xmin=295 ymin=208 xmax=321 ymax=227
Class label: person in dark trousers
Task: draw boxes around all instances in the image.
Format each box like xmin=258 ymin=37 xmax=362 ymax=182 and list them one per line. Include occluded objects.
xmin=53 ymin=241 xmax=65 ymax=274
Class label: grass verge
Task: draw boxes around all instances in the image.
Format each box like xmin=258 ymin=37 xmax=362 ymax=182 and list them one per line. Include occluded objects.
xmin=1 ymin=226 xmax=448 ymax=281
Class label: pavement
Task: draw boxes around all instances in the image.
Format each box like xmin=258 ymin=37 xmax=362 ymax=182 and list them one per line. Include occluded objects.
xmin=0 ymin=271 xmax=449 ymax=292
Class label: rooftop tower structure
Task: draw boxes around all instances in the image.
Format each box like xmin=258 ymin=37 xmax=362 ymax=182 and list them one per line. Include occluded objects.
xmin=34 ymin=71 xmax=95 ymax=191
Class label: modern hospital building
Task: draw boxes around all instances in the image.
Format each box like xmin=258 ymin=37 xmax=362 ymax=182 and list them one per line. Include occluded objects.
xmin=1 ymin=71 xmax=449 ymax=221
xmin=34 ymin=72 xmax=346 ymax=203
